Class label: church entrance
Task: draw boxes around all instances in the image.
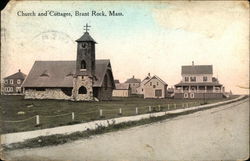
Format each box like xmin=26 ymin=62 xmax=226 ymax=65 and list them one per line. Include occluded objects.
xmin=78 ymin=86 xmax=87 ymax=94
xmin=93 ymin=88 xmax=99 ymax=98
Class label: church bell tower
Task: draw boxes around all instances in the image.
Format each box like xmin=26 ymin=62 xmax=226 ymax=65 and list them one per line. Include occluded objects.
xmin=72 ymin=24 xmax=97 ymax=101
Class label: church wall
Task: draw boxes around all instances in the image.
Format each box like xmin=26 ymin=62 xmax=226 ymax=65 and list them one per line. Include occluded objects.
xmin=24 ymin=88 xmax=71 ymax=100
xmin=96 ymin=87 xmax=113 ymax=101
xmin=72 ymin=76 xmax=93 ymax=101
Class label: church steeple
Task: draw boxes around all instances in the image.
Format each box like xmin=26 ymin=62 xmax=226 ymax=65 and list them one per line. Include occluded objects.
xmin=75 ymin=23 xmax=96 ymax=77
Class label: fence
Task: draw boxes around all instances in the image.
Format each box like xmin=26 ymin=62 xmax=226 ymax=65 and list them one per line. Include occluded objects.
xmin=0 ymin=101 xmax=202 ymax=133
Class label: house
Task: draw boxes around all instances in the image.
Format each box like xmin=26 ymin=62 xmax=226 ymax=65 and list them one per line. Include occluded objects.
xmin=137 ymin=73 xmax=151 ymax=95
xmin=112 ymin=83 xmax=131 ymax=97
xmin=124 ymin=76 xmax=141 ymax=94
xmin=3 ymin=69 xmax=26 ymax=95
xmin=22 ymin=25 xmax=115 ymax=101
xmin=174 ymin=61 xmax=224 ymax=99
xmin=143 ymin=75 xmax=168 ymax=99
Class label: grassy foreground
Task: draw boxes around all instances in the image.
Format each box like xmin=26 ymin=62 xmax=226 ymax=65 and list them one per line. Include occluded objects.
xmin=0 ymin=95 xmax=238 ymax=134
xmin=3 ymin=95 xmax=247 ymax=150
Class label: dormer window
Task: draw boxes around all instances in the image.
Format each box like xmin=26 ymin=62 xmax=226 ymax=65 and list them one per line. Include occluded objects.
xmin=81 ymin=60 xmax=86 ymax=69
xmin=40 ymin=70 xmax=49 ymax=77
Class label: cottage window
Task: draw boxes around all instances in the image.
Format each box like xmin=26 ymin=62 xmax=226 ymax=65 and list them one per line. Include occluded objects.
xmin=185 ymin=77 xmax=189 ymax=82
xmin=142 ymin=89 xmax=143 ymax=92
xmin=9 ymin=87 xmax=13 ymax=92
xmin=190 ymin=77 xmax=196 ymax=82
xmin=150 ymin=82 xmax=152 ymax=86
xmin=17 ymin=79 xmax=21 ymax=84
xmin=80 ymin=60 xmax=86 ymax=69
xmin=78 ymin=86 xmax=87 ymax=94
xmin=4 ymin=80 xmax=8 ymax=84
xmin=10 ymin=79 xmax=13 ymax=84
xmin=157 ymin=82 xmax=159 ymax=86
xmin=16 ymin=87 xmax=21 ymax=93
xmin=153 ymin=85 xmax=156 ymax=88
xmin=203 ymin=76 xmax=207 ymax=82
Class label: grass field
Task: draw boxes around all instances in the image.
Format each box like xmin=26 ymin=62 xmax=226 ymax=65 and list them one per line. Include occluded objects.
xmin=0 ymin=95 xmax=238 ymax=134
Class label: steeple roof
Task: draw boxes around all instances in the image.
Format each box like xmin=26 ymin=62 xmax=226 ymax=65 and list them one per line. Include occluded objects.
xmin=76 ymin=32 xmax=96 ymax=43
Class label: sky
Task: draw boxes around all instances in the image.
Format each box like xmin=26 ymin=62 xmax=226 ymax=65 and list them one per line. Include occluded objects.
xmin=1 ymin=1 xmax=249 ymax=94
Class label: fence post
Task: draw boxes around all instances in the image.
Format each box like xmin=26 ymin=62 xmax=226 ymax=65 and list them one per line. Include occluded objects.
xmin=72 ymin=112 xmax=75 ymax=121
xmin=148 ymin=106 xmax=151 ymax=112
xmin=36 ymin=115 xmax=40 ymax=125
xmin=174 ymin=104 xmax=176 ymax=109
xmin=100 ymin=109 xmax=103 ymax=117
xmin=136 ymin=107 xmax=138 ymax=115
xmin=186 ymin=103 xmax=189 ymax=108
xmin=182 ymin=103 xmax=185 ymax=108
xmin=168 ymin=104 xmax=170 ymax=110
xmin=158 ymin=105 xmax=161 ymax=111
xmin=119 ymin=108 xmax=122 ymax=115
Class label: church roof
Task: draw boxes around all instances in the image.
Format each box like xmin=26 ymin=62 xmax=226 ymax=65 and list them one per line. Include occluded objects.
xmin=76 ymin=32 xmax=96 ymax=43
xmin=4 ymin=70 xmax=26 ymax=79
xmin=182 ymin=65 xmax=213 ymax=75
xmin=22 ymin=60 xmax=112 ymax=88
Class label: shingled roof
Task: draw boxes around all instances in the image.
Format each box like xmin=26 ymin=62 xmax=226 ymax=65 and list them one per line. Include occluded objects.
xmin=125 ymin=76 xmax=141 ymax=83
xmin=4 ymin=70 xmax=26 ymax=79
xmin=22 ymin=60 xmax=113 ymax=88
xmin=115 ymin=83 xmax=130 ymax=90
xmin=76 ymin=32 xmax=96 ymax=43
xmin=182 ymin=65 xmax=213 ymax=75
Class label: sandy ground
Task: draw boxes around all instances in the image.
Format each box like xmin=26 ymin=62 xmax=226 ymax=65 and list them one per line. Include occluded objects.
xmin=3 ymin=98 xmax=249 ymax=161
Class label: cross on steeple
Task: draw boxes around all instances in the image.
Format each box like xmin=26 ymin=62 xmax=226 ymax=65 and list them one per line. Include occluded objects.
xmin=84 ymin=23 xmax=91 ymax=33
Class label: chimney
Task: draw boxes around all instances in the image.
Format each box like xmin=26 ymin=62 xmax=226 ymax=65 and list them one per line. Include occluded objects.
xmin=192 ymin=61 xmax=194 ymax=66
xmin=148 ymin=73 xmax=150 ymax=77
xmin=132 ymin=75 xmax=135 ymax=79
xmin=18 ymin=69 xmax=21 ymax=72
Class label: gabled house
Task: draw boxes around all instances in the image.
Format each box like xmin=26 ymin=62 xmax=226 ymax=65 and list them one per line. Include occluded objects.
xmin=112 ymin=83 xmax=131 ymax=97
xmin=137 ymin=73 xmax=151 ymax=95
xmin=143 ymin=75 xmax=168 ymax=99
xmin=3 ymin=69 xmax=26 ymax=95
xmin=124 ymin=75 xmax=141 ymax=94
xmin=174 ymin=61 xmax=224 ymax=99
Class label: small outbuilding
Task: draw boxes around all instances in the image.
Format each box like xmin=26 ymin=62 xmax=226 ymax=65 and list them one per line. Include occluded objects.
xmin=112 ymin=83 xmax=131 ymax=97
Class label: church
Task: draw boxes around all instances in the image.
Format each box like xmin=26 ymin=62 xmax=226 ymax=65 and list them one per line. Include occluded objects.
xmin=22 ymin=24 xmax=115 ymax=101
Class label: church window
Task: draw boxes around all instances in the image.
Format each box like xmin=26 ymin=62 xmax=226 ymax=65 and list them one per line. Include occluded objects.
xmin=104 ymin=74 xmax=108 ymax=90
xmin=81 ymin=60 xmax=86 ymax=69
xmin=78 ymin=86 xmax=87 ymax=94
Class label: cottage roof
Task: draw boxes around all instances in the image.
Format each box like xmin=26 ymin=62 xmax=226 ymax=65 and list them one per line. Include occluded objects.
xmin=115 ymin=83 xmax=130 ymax=90
xmin=76 ymin=32 xmax=96 ymax=43
xmin=4 ymin=70 xmax=26 ymax=79
xmin=182 ymin=65 xmax=213 ymax=75
xmin=125 ymin=76 xmax=141 ymax=83
xmin=144 ymin=75 xmax=168 ymax=86
xmin=22 ymin=60 xmax=113 ymax=88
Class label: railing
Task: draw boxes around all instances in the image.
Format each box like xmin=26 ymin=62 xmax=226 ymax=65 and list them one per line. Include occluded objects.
xmin=175 ymin=90 xmax=223 ymax=93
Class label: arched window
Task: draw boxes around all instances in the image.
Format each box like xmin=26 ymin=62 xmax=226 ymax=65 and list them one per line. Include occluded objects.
xmin=104 ymin=74 xmax=108 ymax=90
xmin=81 ymin=60 xmax=86 ymax=69
xmin=78 ymin=86 xmax=87 ymax=94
